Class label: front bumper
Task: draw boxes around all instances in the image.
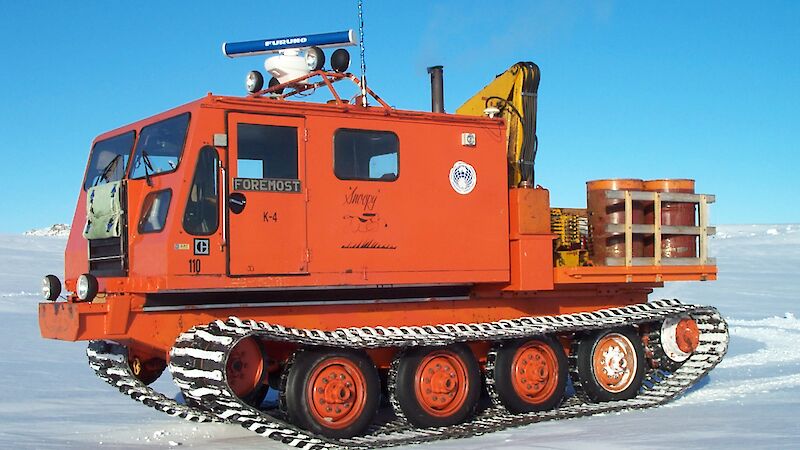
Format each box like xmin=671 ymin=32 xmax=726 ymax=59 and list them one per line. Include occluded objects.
xmin=39 ymin=297 xmax=131 ymax=341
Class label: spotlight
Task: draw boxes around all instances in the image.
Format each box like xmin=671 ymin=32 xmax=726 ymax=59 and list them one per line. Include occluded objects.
xmin=331 ymin=49 xmax=351 ymax=73
xmin=305 ymin=46 xmax=325 ymax=71
xmin=268 ymin=76 xmax=284 ymax=94
xmin=245 ymin=71 xmax=264 ymax=93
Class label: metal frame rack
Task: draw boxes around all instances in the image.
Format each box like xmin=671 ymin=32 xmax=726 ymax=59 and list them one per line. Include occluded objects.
xmin=604 ymin=190 xmax=716 ymax=267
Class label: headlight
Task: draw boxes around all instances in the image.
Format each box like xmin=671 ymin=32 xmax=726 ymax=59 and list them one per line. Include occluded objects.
xmin=42 ymin=275 xmax=61 ymax=301
xmin=305 ymin=46 xmax=325 ymax=71
xmin=77 ymin=273 xmax=98 ymax=301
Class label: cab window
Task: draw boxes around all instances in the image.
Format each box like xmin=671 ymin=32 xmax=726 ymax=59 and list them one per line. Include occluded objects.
xmin=130 ymin=113 xmax=190 ymax=180
xmin=83 ymin=131 xmax=136 ymax=190
xmin=334 ymin=129 xmax=398 ymax=181
xmin=183 ymin=146 xmax=219 ymax=235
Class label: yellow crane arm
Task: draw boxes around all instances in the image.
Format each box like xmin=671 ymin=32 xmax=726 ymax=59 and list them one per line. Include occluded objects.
xmin=456 ymin=62 xmax=540 ymax=187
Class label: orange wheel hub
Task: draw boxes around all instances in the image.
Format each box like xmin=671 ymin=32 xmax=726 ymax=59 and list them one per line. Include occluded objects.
xmin=226 ymin=337 xmax=265 ymax=398
xmin=511 ymin=341 xmax=559 ymax=404
xmin=306 ymin=357 xmax=367 ymax=430
xmin=414 ymin=350 xmax=469 ymax=417
xmin=675 ymin=318 xmax=700 ymax=353
xmin=592 ymin=333 xmax=637 ymax=393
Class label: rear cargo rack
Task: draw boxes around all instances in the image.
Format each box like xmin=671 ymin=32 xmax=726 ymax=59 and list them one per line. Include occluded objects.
xmin=603 ymin=190 xmax=715 ymax=267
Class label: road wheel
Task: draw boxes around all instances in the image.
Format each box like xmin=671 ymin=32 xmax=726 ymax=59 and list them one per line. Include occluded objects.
xmin=493 ymin=336 xmax=568 ymax=412
xmin=576 ymin=327 xmax=646 ymax=402
xmin=285 ymin=349 xmax=379 ymax=438
xmin=394 ymin=344 xmax=480 ymax=427
xmin=225 ymin=336 xmax=268 ymax=406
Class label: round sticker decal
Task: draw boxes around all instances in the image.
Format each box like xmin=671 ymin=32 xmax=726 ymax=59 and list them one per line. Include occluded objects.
xmin=449 ymin=161 xmax=477 ymax=195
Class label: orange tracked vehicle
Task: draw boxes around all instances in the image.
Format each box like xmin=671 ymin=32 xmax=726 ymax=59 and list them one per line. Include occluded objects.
xmin=39 ymin=31 xmax=727 ymax=448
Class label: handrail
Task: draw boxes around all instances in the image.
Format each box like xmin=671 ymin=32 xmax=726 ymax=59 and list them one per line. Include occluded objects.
xmin=250 ymin=71 xmax=393 ymax=111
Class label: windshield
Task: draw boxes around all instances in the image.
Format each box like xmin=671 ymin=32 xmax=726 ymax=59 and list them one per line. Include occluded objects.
xmin=130 ymin=113 xmax=190 ymax=180
xmin=83 ymin=131 xmax=136 ymax=190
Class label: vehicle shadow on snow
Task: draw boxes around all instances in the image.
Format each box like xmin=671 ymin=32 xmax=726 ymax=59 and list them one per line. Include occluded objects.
xmin=683 ymin=373 xmax=710 ymax=394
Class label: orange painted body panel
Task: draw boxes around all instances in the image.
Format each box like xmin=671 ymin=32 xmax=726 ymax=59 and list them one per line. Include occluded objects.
xmin=301 ymin=109 xmax=509 ymax=280
xmin=508 ymin=187 xmax=552 ymax=237
xmin=506 ymin=237 xmax=556 ymax=291
xmin=505 ymin=187 xmax=557 ymax=291
xmin=64 ymin=193 xmax=87 ymax=292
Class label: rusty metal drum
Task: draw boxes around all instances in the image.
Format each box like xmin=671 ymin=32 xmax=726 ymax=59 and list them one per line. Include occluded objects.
xmin=587 ymin=179 xmax=645 ymax=265
xmin=643 ymin=179 xmax=696 ymax=258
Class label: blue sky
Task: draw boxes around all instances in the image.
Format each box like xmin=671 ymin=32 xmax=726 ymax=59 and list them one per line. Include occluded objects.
xmin=0 ymin=1 xmax=797 ymax=232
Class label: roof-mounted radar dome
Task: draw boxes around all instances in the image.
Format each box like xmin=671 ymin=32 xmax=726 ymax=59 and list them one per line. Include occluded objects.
xmin=223 ymin=30 xmax=356 ymax=85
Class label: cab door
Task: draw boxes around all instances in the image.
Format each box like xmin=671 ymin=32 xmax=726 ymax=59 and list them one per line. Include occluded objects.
xmin=227 ymin=113 xmax=307 ymax=275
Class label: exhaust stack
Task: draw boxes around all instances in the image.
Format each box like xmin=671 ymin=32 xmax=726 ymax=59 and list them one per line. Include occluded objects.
xmin=427 ymin=65 xmax=444 ymax=113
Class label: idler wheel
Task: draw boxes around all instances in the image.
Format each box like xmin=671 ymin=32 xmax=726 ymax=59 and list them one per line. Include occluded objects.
xmin=394 ymin=344 xmax=480 ymax=427
xmin=128 ymin=347 xmax=166 ymax=386
xmin=660 ymin=315 xmax=701 ymax=364
xmin=225 ymin=336 xmax=268 ymax=405
xmin=285 ymin=349 xmax=379 ymax=439
xmin=575 ymin=327 xmax=646 ymax=402
xmin=493 ymin=336 xmax=568 ymax=412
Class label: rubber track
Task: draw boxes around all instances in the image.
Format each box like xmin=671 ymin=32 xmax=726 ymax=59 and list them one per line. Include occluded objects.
xmin=89 ymin=299 xmax=728 ymax=449
xmin=87 ymin=340 xmax=218 ymax=423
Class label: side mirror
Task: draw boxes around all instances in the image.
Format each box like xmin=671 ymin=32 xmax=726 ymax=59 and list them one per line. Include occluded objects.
xmin=229 ymin=192 xmax=247 ymax=214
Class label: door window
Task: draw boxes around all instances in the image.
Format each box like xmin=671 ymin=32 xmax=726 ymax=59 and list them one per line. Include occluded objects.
xmin=236 ymin=123 xmax=298 ymax=180
xmin=138 ymin=189 xmax=172 ymax=233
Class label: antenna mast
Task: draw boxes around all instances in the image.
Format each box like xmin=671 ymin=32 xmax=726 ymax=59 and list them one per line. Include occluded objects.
xmin=358 ymin=0 xmax=368 ymax=107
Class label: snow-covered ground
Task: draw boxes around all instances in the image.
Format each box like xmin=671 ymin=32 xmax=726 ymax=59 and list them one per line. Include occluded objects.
xmin=1 ymin=224 xmax=798 ymax=449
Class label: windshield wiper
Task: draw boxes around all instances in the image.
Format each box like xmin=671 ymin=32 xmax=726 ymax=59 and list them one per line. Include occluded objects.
xmin=95 ymin=154 xmax=122 ymax=187
xmin=141 ymin=150 xmax=155 ymax=186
